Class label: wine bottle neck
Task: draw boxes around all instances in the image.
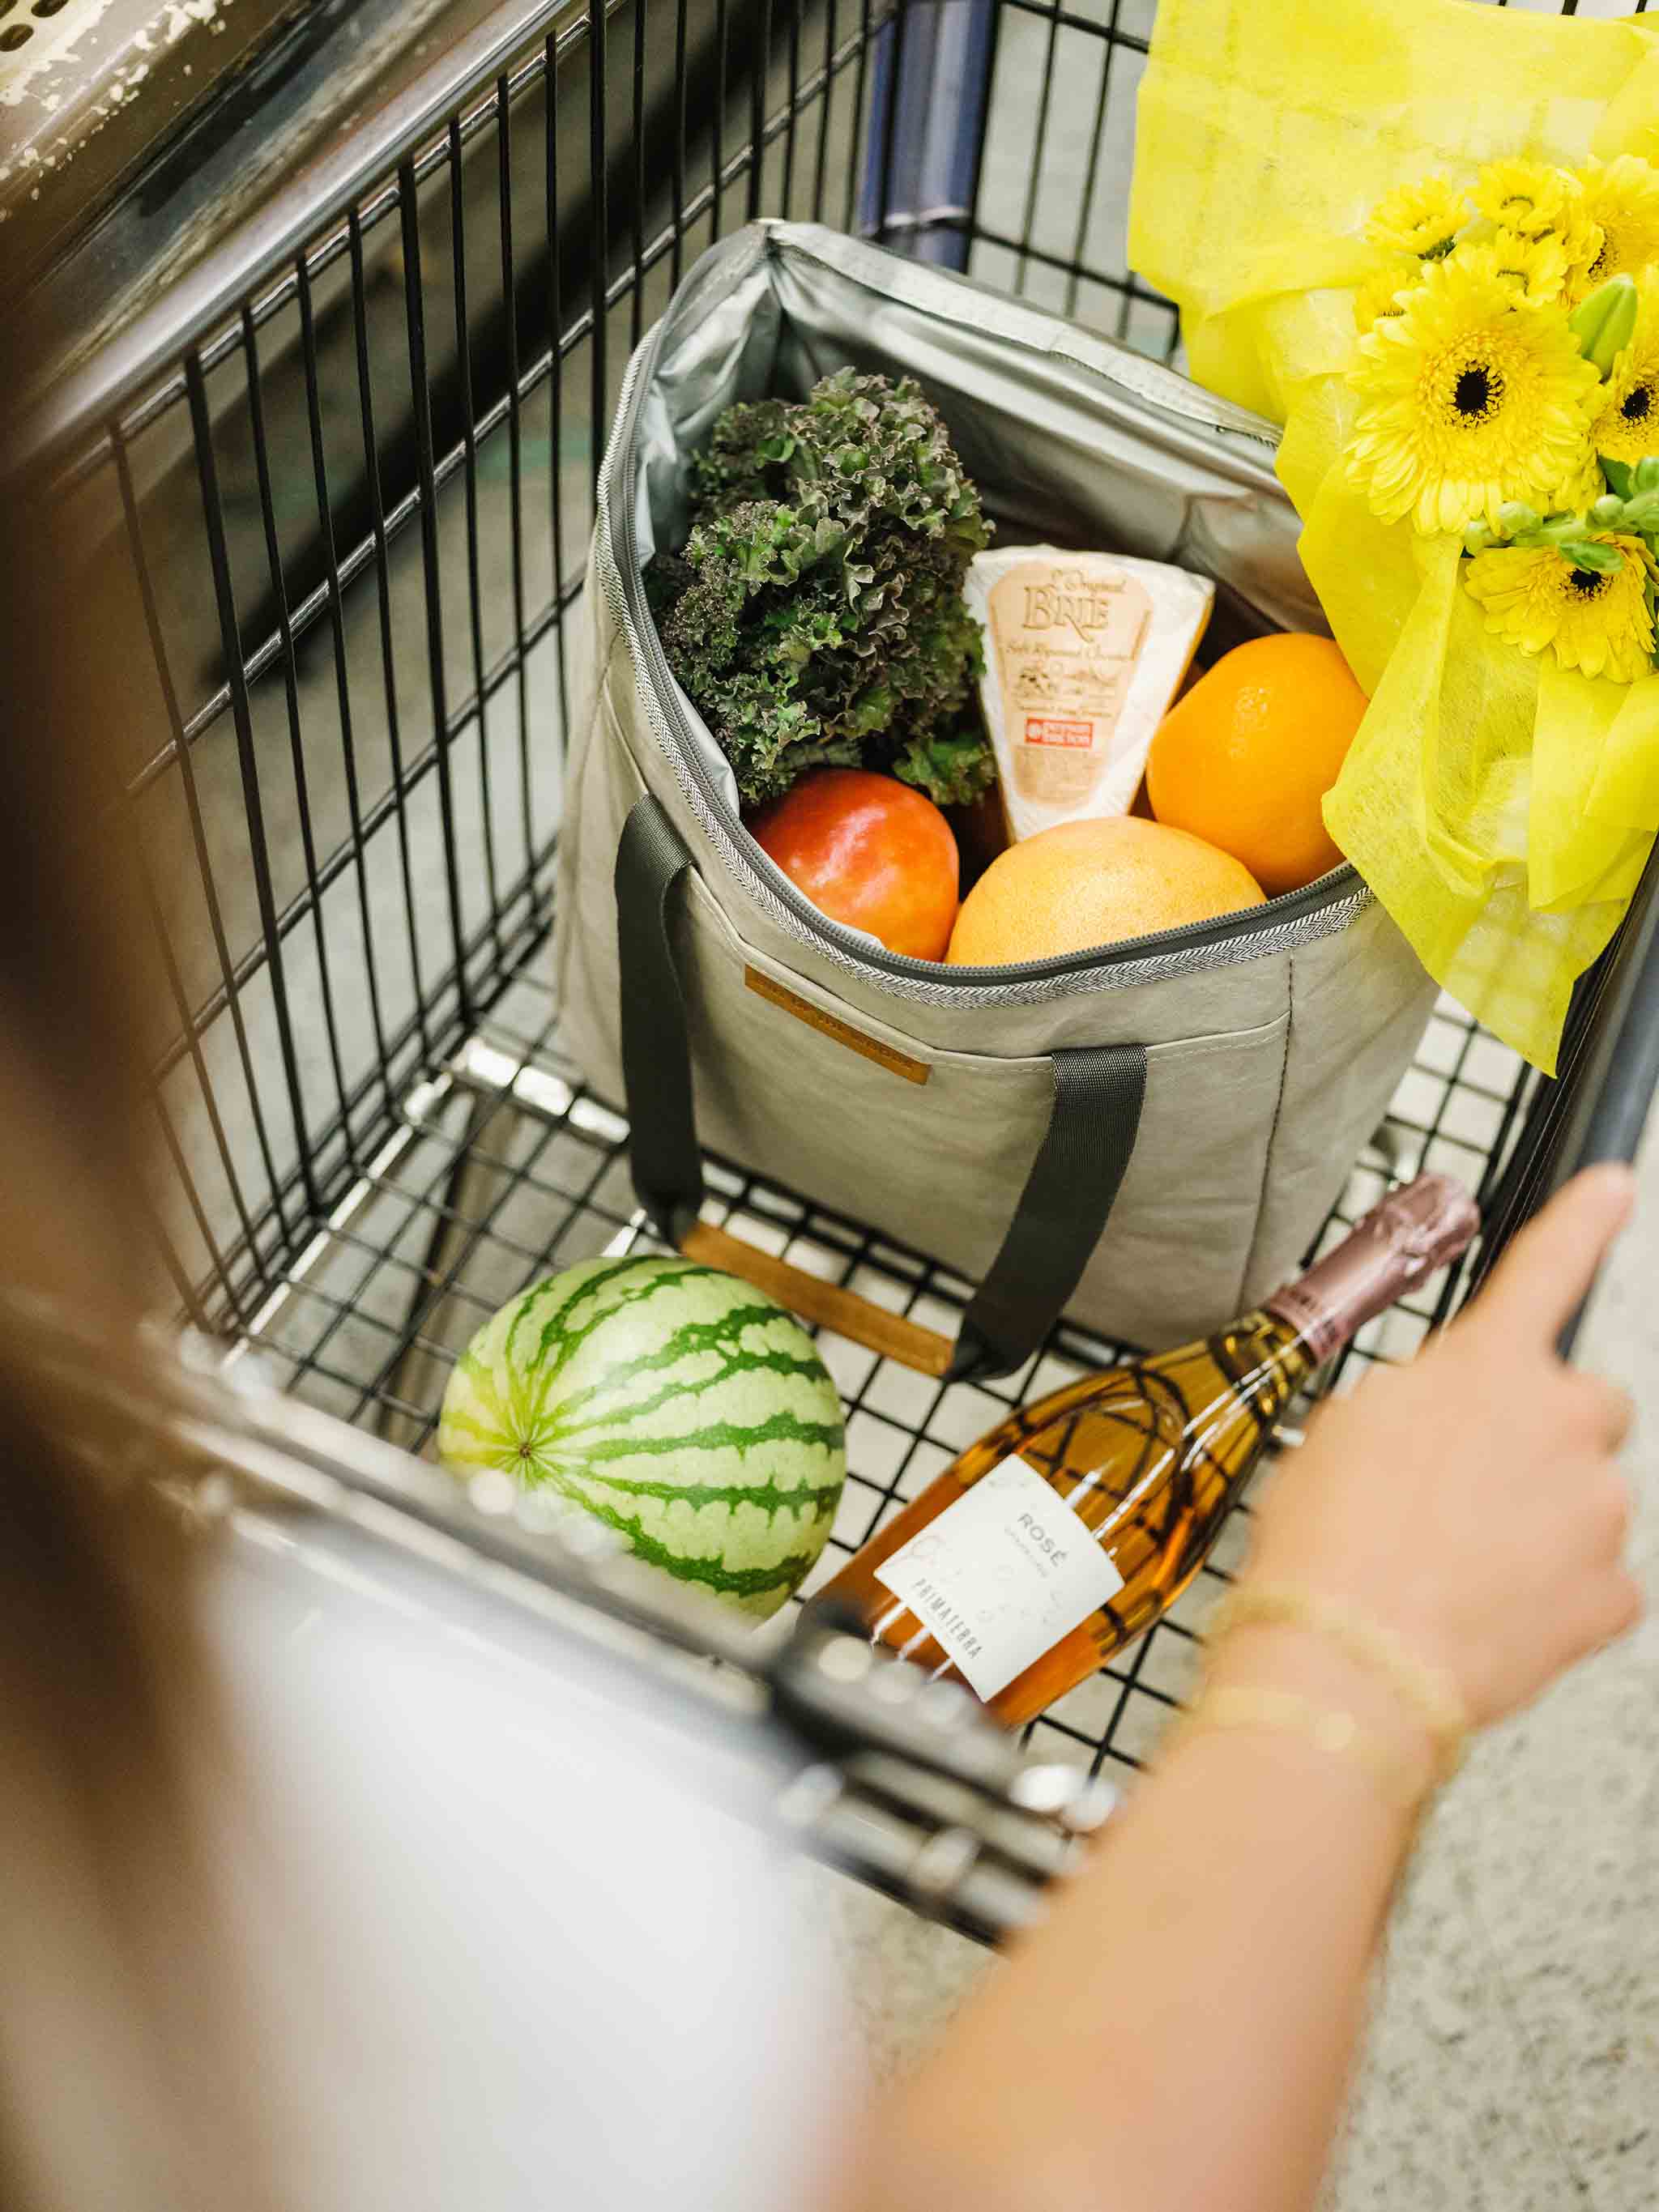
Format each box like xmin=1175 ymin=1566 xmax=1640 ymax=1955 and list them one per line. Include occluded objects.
xmin=1210 ymin=1311 xmax=1319 ymax=1426
xmin=1261 ymin=1176 xmax=1481 ymax=1365
xmin=1263 ymin=1255 xmax=1390 ymax=1366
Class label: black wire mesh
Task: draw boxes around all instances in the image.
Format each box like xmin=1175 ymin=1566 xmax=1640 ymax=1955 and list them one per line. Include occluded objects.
xmin=228 ymin=957 xmax=1534 ymax=1780
xmin=84 ymin=0 xmax=884 ymax=1328
xmin=60 ymin=0 xmax=1626 ymax=1782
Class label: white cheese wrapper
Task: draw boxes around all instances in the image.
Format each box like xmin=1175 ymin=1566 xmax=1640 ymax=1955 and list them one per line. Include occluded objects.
xmin=965 ymin=546 xmax=1214 ymax=844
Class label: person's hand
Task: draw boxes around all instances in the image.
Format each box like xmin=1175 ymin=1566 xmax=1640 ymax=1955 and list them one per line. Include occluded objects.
xmin=1242 ymin=1165 xmax=1642 ymax=1734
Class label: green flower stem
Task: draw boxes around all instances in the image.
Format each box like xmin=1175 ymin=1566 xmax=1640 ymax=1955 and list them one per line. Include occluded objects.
xmin=1501 ymin=514 xmax=1600 ymax=552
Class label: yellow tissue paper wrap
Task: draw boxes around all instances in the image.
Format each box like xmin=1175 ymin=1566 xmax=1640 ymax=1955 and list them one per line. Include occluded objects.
xmin=1128 ymin=0 xmax=1659 ymax=1072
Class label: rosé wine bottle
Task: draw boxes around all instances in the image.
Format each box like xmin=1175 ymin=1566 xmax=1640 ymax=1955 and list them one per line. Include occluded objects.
xmin=810 ymin=1174 xmax=1479 ymax=1727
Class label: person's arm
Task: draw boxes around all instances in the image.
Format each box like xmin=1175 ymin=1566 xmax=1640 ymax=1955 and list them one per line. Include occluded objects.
xmin=850 ymin=1166 xmax=1643 ymax=2212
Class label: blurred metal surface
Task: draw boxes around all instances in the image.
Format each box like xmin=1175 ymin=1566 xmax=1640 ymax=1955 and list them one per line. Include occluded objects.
xmin=12 ymin=0 xmax=582 ymax=461
xmin=0 ymin=0 xmax=319 ymax=279
xmin=19 ymin=1287 xmax=1116 ymax=1945
xmin=11 ymin=0 xmax=817 ymax=478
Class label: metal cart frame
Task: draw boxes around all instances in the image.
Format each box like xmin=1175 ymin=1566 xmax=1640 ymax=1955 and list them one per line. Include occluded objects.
xmin=7 ymin=0 xmax=1657 ymax=1941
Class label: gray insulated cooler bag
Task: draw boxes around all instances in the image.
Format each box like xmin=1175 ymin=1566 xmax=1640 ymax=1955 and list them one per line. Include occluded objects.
xmin=554 ymin=222 xmax=1437 ymax=1383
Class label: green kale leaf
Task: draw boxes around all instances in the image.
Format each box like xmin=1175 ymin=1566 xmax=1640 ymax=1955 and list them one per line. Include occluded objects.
xmin=646 ymin=369 xmax=995 ymax=809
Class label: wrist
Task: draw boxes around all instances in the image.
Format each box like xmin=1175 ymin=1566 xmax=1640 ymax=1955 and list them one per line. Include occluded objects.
xmin=1210 ymin=1581 xmax=1469 ymax=1781
xmin=1204 ymin=1619 xmax=1443 ymax=1811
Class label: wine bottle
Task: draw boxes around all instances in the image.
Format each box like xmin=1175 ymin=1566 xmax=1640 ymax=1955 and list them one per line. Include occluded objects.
xmin=811 ymin=1174 xmax=1478 ymax=1728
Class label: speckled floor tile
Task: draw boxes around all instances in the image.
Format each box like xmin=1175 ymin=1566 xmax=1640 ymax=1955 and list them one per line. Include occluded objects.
xmin=791 ymin=1861 xmax=992 ymax=2082
xmin=1322 ymin=1844 xmax=1591 ymax=2212
xmin=1320 ymin=1132 xmax=1659 ymax=2212
xmin=1413 ymin=1622 xmax=1659 ymax=2210
xmin=1388 ymin=1167 xmax=1659 ymax=2212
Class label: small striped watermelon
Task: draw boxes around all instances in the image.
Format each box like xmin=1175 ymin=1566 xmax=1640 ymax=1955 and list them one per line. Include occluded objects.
xmin=437 ymin=1254 xmax=847 ymax=1617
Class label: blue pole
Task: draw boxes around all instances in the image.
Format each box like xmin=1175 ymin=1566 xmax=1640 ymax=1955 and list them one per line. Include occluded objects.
xmin=859 ymin=0 xmax=998 ymax=271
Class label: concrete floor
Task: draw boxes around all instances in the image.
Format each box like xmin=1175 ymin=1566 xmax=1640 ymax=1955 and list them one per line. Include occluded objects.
xmin=799 ymin=1125 xmax=1659 ymax=2212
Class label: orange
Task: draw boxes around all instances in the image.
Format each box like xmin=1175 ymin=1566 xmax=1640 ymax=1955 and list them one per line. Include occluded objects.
xmin=946 ymin=816 xmax=1265 ymax=965
xmin=1145 ymin=633 xmax=1367 ymax=897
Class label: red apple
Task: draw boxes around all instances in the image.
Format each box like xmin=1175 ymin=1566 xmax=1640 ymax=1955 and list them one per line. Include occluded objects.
xmin=748 ymin=769 xmax=961 ymax=961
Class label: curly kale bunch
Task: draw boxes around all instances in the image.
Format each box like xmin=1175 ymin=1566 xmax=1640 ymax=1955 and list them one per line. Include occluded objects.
xmin=644 ymin=369 xmax=995 ymax=809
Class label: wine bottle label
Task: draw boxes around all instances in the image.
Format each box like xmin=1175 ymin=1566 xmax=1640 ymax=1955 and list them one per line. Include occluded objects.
xmin=873 ymin=1455 xmax=1124 ymax=1701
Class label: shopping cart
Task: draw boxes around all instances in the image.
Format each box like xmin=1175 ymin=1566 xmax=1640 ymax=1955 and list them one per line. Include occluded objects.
xmin=8 ymin=0 xmax=1659 ymax=1944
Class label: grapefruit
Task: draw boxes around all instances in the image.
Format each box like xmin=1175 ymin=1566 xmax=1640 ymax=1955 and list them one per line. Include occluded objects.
xmin=945 ymin=816 xmax=1265 ymax=965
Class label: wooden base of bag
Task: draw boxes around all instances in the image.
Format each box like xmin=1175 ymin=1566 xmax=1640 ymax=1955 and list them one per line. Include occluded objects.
xmin=679 ymin=1221 xmax=955 ymax=1378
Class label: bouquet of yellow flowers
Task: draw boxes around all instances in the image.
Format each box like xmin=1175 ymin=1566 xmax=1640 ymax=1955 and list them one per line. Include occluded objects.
xmin=1130 ymin=0 xmax=1659 ymax=1072
xmin=1354 ymin=165 xmax=1657 ymax=681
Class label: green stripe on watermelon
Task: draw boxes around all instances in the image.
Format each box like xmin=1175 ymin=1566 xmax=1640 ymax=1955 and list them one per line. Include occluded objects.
xmin=548 ymin=1299 xmax=823 ymax=1428
xmin=522 ymin=1256 xmax=727 ymax=1376
xmin=557 ymin=1410 xmax=844 ymax=1465
xmin=537 ymin=1471 xmax=820 ymax=1603
xmin=558 ymin=1465 xmax=846 ymax=1519
xmin=437 ymin=1254 xmax=848 ymax=1619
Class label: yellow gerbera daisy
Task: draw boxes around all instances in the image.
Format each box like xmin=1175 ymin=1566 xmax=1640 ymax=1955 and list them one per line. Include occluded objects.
xmin=1455 ymin=232 xmax=1570 ymax=309
xmin=1367 ymin=175 xmax=1468 ymax=262
xmin=1465 ymin=533 xmax=1657 ymax=685
xmin=1546 ymin=442 xmax=1609 ymax=518
xmin=1472 ymin=159 xmax=1574 ymax=239
xmin=1567 ymin=156 xmax=1659 ymax=296
xmin=1556 ymin=221 xmax=1608 ymax=299
xmin=1353 ymin=262 xmax=1421 ymax=330
xmin=1533 ymin=176 xmax=1606 ymax=298
xmin=1590 ymin=273 xmax=1659 ymax=467
xmin=1346 ymin=256 xmax=1600 ymax=535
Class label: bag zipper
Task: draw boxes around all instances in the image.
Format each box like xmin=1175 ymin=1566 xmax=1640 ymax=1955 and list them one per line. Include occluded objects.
xmin=596 ymin=226 xmax=1367 ymax=1001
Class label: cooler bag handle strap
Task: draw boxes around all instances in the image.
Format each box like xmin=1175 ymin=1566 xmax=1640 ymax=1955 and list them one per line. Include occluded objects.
xmin=616 ymin=791 xmax=707 ymax=1242
xmin=616 ymin=794 xmax=1146 ymax=1384
xmin=946 ymin=1043 xmax=1146 ymax=1384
